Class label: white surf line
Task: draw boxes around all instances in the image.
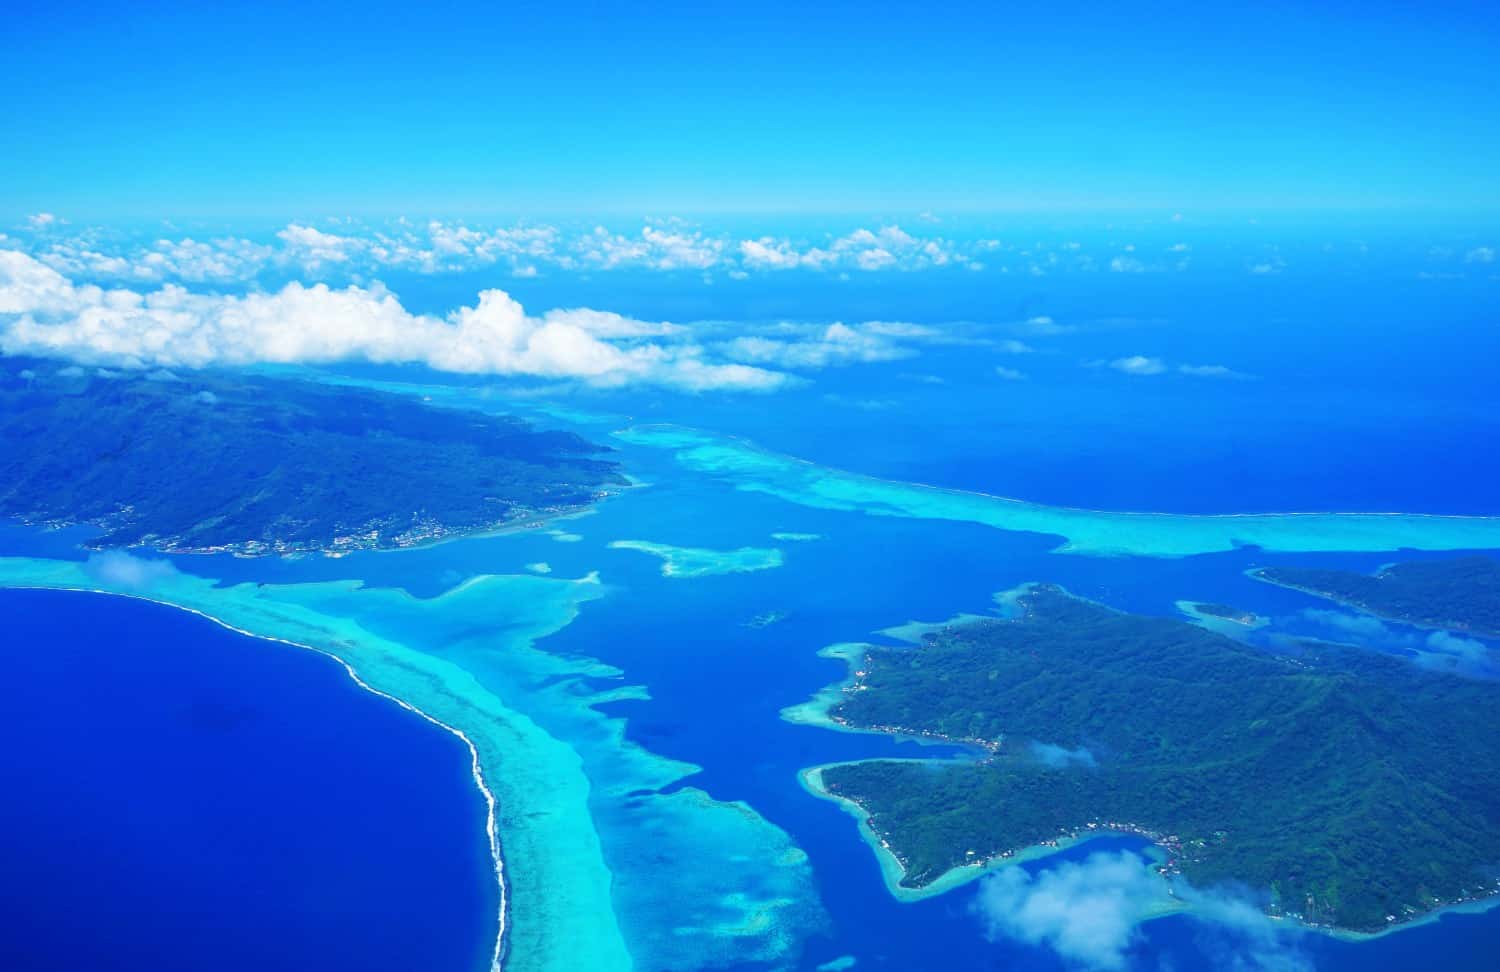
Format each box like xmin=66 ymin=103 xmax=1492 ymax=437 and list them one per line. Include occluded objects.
xmin=7 ymin=583 xmax=509 ymax=972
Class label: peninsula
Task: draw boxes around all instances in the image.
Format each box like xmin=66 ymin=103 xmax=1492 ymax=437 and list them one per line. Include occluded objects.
xmin=1253 ymin=557 xmax=1500 ymax=637
xmin=803 ymin=584 xmax=1500 ymax=933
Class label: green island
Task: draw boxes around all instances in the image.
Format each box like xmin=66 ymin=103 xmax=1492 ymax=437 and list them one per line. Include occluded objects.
xmin=0 ymin=359 xmax=625 ymax=556
xmin=805 ymin=584 xmax=1500 ymax=933
xmin=1188 ymin=601 xmax=1261 ymax=625
xmin=1254 ymin=557 xmax=1500 ymax=638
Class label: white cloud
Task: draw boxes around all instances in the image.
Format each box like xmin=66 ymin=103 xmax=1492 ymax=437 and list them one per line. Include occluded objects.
xmin=1301 ymin=608 xmax=1493 ymax=674
xmin=1029 ymin=741 xmax=1095 ymax=767
xmin=27 ymin=213 xmax=60 ymax=229
xmin=973 ymin=851 xmax=1159 ymax=969
xmin=83 ymin=550 xmax=179 ymax=591
xmin=997 ymin=339 xmax=1035 ymax=354
xmin=0 ymin=250 xmax=785 ymax=392
xmin=739 ymin=237 xmax=809 ymax=270
xmin=739 ymin=225 xmax=955 ymax=273
xmin=1109 ymin=256 xmax=1147 ymax=273
xmin=1018 ymin=315 xmax=1074 ymax=336
xmin=1465 ymin=247 xmax=1495 ymax=264
xmin=7 ymin=220 xmax=1240 ymax=283
xmin=721 ymin=321 xmax=916 ymax=369
xmin=277 ymin=223 xmax=355 ymax=267
xmin=995 ymin=366 xmax=1027 ymax=381
xmin=1178 ymin=363 xmax=1248 ymax=379
xmin=579 ymin=224 xmax=723 ymax=270
xmin=36 ymin=236 xmax=274 ymax=284
xmin=974 ymin=851 xmax=1310 ymax=972
xmin=1109 ymin=355 xmax=1167 ymax=376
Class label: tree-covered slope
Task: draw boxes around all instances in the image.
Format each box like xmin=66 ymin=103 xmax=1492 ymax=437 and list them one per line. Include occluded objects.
xmin=1255 ymin=557 xmax=1500 ymax=637
xmin=819 ymin=585 xmax=1500 ymax=931
xmin=0 ymin=359 xmax=625 ymax=554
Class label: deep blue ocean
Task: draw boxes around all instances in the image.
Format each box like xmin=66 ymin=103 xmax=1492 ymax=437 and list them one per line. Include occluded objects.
xmin=3 ymin=261 xmax=1499 ymax=970
xmin=0 ymin=589 xmax=495 ymax=972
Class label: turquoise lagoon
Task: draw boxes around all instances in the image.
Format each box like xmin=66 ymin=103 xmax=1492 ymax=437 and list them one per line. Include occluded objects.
xmin=8 ymin=377 xmax=1500 ymax=971
xmin=0 ymin=549 xmax=824 ymax=972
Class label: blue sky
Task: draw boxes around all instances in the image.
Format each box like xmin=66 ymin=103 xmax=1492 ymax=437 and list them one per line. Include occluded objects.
xmin=4 ymin=0 xmax=1498 ymax=222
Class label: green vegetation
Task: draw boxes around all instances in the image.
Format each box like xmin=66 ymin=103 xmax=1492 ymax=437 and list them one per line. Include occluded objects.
xmin=1255 ymin=557 xmax=1500 ymax=637
xmin=0 ymin=359 xmax=625 ymax=555
xmin=817 ymin=585 xmax=1500 ymax=932
xmin=1190 ymin=601 xmax=1259 ymax=624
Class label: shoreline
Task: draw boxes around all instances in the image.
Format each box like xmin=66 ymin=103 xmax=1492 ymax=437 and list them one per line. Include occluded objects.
xmin=18 ymin=486 xmax=625 ymax=563
xmin=798 ymin=762 xmax=1160 ymax=903
xmin=779 ymin=643 xmax=990 ymax=753
xmin=801 ymin=758 xmax=1500 ymax=940
xmin=1174 ymin=599 xmax=1269 ymax=635
xmin=1247 ymin=568 xmax=1500 ymax=641
xmin=791 ymin=588 xmax=1500 ymax=943
xmin=3 ymin=583 xmax=510 ymax=972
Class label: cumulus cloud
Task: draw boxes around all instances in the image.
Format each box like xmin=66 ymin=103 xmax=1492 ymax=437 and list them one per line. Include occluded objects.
xmin=739 ymin=225 xmax=960 ymax=273
xmin=10 ymin=219 xmax=1273 ymax=283
xmin=0 ymin=250 xmax=786 ymax=391
xmin=1109 ymin=355 xmax=1167 ymax=376
xmin=35 ymin=236 xmax=273 ymax=284
xmin=973 ymin=851 xmax=1310 ymax=972
xmin=739 ymin=238 xmax=801 ymax=269
xmin=973 ymin=851 xmax=1160 ymax=969
xmin=277 ymin=223 xmax=354 ymax=265
xmin=83 ymin=550 xmax=179 ymax=591
xmin=579 ymin=223 xmax=724 ymax=270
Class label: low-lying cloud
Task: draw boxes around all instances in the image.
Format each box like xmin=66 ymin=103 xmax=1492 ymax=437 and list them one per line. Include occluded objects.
xmin=1109 ymin=355 xmax=1167 ymax=376
xmin=973 ymin=850 xmax=1310 ymax=971
xmin=1300 ymin=608 xmax=1493 ymax=674
xmin=1029 ymin=741 xmax=1097 ymax=768
xmin=0 ymin=250 xmax=786 ymax=391
xmin=719 ymin=321 xmax=921 ymax=369
xmin=83 ymin=550 xmax=180 ymax=591
xmin=1098 ymin=355 xmax=1250 ymax=379
xmin=974 ymin=850 xmax=1161 ymax=969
